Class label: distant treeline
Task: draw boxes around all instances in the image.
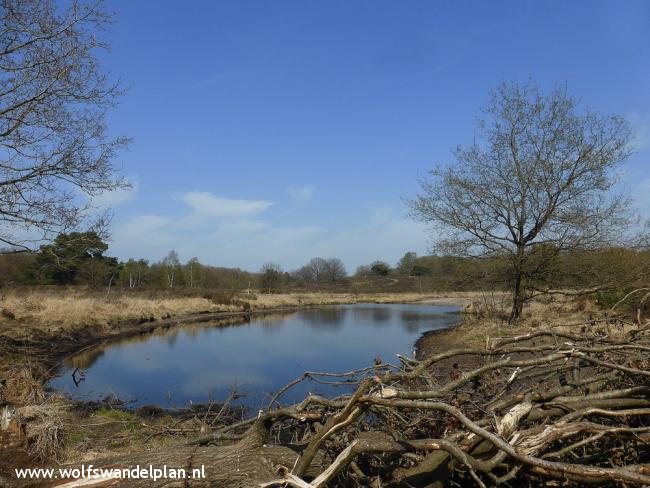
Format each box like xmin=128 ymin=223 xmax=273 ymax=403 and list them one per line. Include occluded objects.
xmin=0 ymin=232 xmax=648 ymax=300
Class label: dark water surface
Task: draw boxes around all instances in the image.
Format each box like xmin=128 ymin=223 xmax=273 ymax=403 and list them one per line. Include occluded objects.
xmin=48 ymin=303 xmax=459 ymax=409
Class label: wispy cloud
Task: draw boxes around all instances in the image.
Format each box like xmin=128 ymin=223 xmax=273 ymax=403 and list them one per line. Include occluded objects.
xmin=179 ymin=191 xmax=273 ymax=218
xmin=90 ymin=184 xmax=138 ymax=209
xmin=628 ymin=112 xmax=650 ymax=150
xmin=109 ymin=193 xmax=427 ymax=271
xmin=120 ymin=214 xmax=170 ymax=234
xmin=288 ymin=184 xmax=315 ymax=202
xmin=304 ymin=207 xmax=427 ymax=268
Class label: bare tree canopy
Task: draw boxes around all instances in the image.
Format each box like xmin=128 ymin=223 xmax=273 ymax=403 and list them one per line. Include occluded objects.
xmin=295 ymin=257 xmax=347 ymax=285
xmin=0 ymin=0 xmax=129 ymax=250
xmin=323 ymin=257 xmax=347 ymax=284
xmin=296 ymin=257 xmax=328 ymax=284
xmin=162 ymin=250 xmax=181 ymax=288
xmin=409 ymin=81 xmax=636 ymax=320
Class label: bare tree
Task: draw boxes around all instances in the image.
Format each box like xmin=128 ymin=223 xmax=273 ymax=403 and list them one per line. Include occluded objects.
xmin=162 ymin=250 xmax=180 ymax=288
xmin=297 ymin=257 xmax=329 ymax=285
xmin=354 ymin=264 xmax=371 ymax=277
xmin=123 ymin=258 xmax=148 ymax=288
xmin=323 ymin=258 xmax=347 ymax=284
xmin=185 ymin=257 xmax=201 ymax=288
xmin=409 ymin=81 xmax=636 ymax=321
xmin=0 ymin=0 xmax=129 ymax=250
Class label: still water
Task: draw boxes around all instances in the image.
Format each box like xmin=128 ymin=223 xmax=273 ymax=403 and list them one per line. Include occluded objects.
xmin=48 ymin=303 xmax=460 ymax=409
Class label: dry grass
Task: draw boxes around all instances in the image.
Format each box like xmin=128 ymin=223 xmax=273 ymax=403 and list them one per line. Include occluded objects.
xmin=437 ymin=294 xmax=606 ymax=350
xmin=18 ymin=397 xmax=66 ymax=461
xmin=248 ymin=291 xmax=470 ymax=308
xmin=0 ymin=288 xmax=242 ymax=339
xmin=2 ymin=365 xmax=45 ymax=405
xmin=0 ymin=288 xmax=487 ymax=340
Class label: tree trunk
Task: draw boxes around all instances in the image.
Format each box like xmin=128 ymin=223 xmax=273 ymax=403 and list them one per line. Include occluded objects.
xmin=80 ymin=443 xmax=301 ymax=487
xmin=509 ymin=246 xmax=526 ymax=322
xmin=509 ymin=273 xmax=524 ymax=322
xmin=19 ymin=425 xmax=323 ymax=488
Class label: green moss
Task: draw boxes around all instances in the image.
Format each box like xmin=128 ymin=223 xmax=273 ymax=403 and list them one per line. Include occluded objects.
xmin=95 ymin=408 xmax=144 ymax=431
xmin=123 ymin=422 xmax=144 ymax=432
xmin=0 ymin=351 xmax=28 ymax=365
xmin=107 ymin=440 xmax=128 ymax=449
xmin=66 ymin=430 xmax=88 ymax=445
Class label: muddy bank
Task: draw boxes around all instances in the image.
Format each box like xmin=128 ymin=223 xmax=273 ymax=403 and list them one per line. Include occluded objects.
xmin=413 ymin=297 xmax=472 ymax=358
xmin=416 ymin=297 xmax=472 ymax=307
xmin=413 ymin=321 xmax=463 ymax=360
xmin=6 ymin=306 xmax=307 ymax=378
xmin=413 ymin=312 xmax=489 ymax=378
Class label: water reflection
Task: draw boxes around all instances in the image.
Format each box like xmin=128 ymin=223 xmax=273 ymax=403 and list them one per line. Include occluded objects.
xmin=49 ymin=304 xmax=460 ymax=408
xmin=351 ymin=306 xmax=392 ymax=324
xmin=257 ymin=312 xmax=296 ymax=334
xmin=398 ymin=310 xmax=458 ymax=333
xmin=68 ymin=315 xmax=257 ymax=369
xmin=300 ymin=307 xmax=348 ymax=330
xmin=69 ymin=348 xmax=106 ymax=370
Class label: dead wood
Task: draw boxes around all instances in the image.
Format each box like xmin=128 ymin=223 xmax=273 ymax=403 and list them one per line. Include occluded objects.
xmin=19 ymin=315 xmax=650 ymax=488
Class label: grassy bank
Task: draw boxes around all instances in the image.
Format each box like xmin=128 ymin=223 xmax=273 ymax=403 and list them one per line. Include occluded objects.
xmin=417 ymin=293 xmax=607 ymax=357
xmin=0 ymin=288 xmax=481 ymax=340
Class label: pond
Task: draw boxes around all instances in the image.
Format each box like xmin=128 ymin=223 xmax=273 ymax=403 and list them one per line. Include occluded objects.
xmin=48 ymin=303 xmax=460 ymax=409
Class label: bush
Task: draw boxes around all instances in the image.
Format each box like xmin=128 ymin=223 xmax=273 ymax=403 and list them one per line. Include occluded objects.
xmin=202 ymin=290 xmax=237 ymax=305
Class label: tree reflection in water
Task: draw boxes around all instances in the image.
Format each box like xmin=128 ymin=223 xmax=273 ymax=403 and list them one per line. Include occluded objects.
xmin=50 ymin=304 xmax=460 ymax=408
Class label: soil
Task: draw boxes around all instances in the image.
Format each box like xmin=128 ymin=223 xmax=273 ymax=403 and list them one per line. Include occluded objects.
xmin=0 ymin=432 xmax=32 ymax=480
xmin=413 ymin=322 xmax=489 ymax=387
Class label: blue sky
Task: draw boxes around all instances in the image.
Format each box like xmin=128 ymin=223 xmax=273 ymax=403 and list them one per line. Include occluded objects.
xmin=96 ymin=0 xmax=650 ymax=272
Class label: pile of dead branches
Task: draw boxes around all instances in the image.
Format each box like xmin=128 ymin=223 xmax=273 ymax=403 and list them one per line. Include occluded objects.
xmin=37 ymin=314 xmax=649 ymax=488
xmin=193 ymin=317 xmax=650 ymax=487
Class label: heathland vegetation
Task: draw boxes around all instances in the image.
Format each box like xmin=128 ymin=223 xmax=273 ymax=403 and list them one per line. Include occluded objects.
xmin=2 ymin=231 xmax=648 ymax=310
